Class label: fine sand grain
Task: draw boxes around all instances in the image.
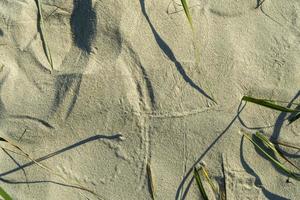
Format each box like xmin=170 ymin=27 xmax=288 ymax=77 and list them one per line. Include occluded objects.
xmin=0 ymin=0 xmax=300 ymax=199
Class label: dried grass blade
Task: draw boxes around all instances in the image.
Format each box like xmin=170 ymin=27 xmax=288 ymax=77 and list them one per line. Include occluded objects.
xmin=242 ymin=96 xmax=300 ymax=113
xmin=0 ymin=136 xmax=100 ymax=198
xmin=200 ymin=166 xmax=217 ymax=193
xmin=272 ymin=140 xmax=300 ymax=150
xmin=36 ymin=0 xmax=54 ymax=71
xmin=194 ymin=167 xmax=208 ymax=200
xmin=146 ymin=163 xmax=155 ymax=200
xmin=181 ymin=0 xmax=193 ymax=29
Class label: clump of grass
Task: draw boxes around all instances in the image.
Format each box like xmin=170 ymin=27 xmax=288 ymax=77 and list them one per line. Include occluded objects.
xmin=0 ymin=186 xmax=12 ymax=200
xmin=35 ymin=0 xmax=54 ymax=72
xmin=243 ymin=132 xmax=300 ymax=180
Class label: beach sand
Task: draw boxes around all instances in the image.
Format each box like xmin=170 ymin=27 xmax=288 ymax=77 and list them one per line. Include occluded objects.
xmin=0 ymin=0 xmax=299 ymax=199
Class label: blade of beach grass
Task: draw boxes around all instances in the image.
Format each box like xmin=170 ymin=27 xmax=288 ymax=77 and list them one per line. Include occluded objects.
xmin=194 ymin=167 xmax=209 ymax=200
xmin=254 ymin=133 xmax=300 ymax=171
xmin=146 ymin=163 xmax=155 ymax=200
xmin=36 ymin=0 xmax=54 ymax=71
xmin=243 ymin=133 xmax=300 ymax=180
xmin=181 ymin=0 xmax=193 ymax=29
xmin=0 ymin=186 xmax=12 ymax=200
xmin=261 ymin=99 xmax=300 ymax=106
xmin=0 ymin=137 xmax=102 ymax=198
xmin=180 ymin=0 xmax=203 ymax=70
xmin=200 ymin=166 xmax=217 ymax=193
xmin=200 ymin=165 xmax=225 ymax=200
xmin=242 ymin=96 xmax=300 ymax=113
xmin=221 ymin=159 xmax=227 ymax=200
xmin=272 ymin=140 xmax=300 ymax=151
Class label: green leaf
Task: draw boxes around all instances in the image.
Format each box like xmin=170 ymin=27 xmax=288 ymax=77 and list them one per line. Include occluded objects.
xmin=194 ymin=167 xmax=209 ymax=200
xmin=242 ymin=96 xmax=300 ymax=113
xmin=0 ymin=186 xmax=12 ymax=200
xmin=181 ymin=0 xmax=193 ymax=29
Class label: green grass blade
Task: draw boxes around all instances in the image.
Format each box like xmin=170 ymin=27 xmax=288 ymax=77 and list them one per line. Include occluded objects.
xmin=254 ymin=133 xmax=298 ymax=169
xmin=36 ymin=0 xmax=54 ymax=71
xmin=0 ymin=186 xmax=12 ymax=200
xmin=200 ymin=166 xmax=217 ymax=193
xmin=194 ymin=167 xmax=208 ymax=200
xmin=261 ymin=99 xmax=300 ymax=106
xmin=244 ymin=133 xmax=300 ymax=180
xmin=181 ymin=0 xmax=193 ymax=29
xmin=242 ymin=96 xmax=300 ymax=113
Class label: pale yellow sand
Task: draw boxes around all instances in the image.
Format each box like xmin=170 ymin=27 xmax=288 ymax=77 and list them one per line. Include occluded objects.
xmin=0 ymin=0 xmax=299 ymax=199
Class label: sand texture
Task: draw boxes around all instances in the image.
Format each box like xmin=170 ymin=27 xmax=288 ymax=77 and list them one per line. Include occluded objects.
xmin=0 ymin=0 xmax=300 ymax=199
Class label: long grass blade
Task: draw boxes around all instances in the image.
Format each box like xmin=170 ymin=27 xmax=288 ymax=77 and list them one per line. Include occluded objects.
xmin=146 ymin=163 xmax=155 ymax=200
xmin=272 ymin=140 xmax=300 ymax=151
xmin=200 ymin=166 xmax=217 ymax=193
xmin=0 ymin=136 xmax=101 ymax=198
xmin=242 ymin=96 xmax=300 ymax=113
xmin=181 ymin=0 xmax=193 ymax=29
xmin=255 ymin=133 xmax=300 ymax=171
xmin=36 ymin=0 xmax=54 ymax=71
xmin=243 ymin=133 xmax=300 ymax=180
xmin=261 ymin=99 xmax=300 ymax=106
xmin=194 ymin=167 xmax=208 ymax=200
xmin=0 ymin=186 xmax=12 ymax=200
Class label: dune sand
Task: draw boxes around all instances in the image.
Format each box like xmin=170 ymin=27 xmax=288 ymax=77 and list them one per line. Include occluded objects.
xmin=0 ymin=0 xmax=299 ymax=199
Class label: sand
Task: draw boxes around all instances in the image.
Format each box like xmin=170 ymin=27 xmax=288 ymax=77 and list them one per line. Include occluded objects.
xmin=0 ymin=0 xmax=299 ymax=199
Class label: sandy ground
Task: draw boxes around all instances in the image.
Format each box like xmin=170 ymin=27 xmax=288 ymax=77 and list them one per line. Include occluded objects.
xmin=0 ymin=0 xmax=299 ymax=199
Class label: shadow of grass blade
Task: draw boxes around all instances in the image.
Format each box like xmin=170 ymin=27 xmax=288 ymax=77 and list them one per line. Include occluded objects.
xmin=288 ymin=113 xmax=300 ymax=124
xmin=243 ymin=133 xmax=300 ymax=180
xmin=0 ymin=186 xmax=12 ymax=200
xmin=242 ymin=96 xmax=300 ymax=113
xmin=0 ymin=136 xmax=100 ymax=198
xmin=194 ymin=167 xmax=208 ymax=200
xmin=36 ymin=0 xmax=54 ymax=71
xmin=181 ymin=0 xmax=193 ymax=29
